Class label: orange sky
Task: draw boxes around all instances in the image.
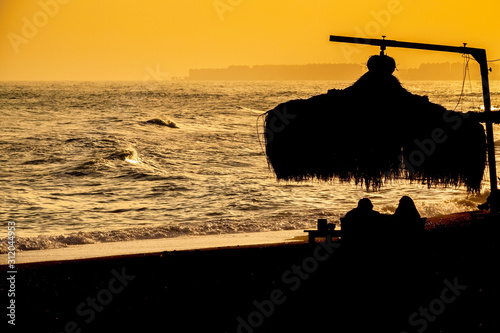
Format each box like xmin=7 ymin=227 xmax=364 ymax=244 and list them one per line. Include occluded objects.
xmin=0 ymin=0 xmax=499 ymax=80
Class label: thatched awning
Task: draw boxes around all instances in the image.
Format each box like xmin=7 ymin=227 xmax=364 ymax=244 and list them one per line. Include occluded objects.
xmin=263 ymin=55 xmax=486 ymax=192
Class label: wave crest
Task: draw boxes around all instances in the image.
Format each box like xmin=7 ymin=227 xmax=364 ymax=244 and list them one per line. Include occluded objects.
xmin=0 ymin=219 xmax=317 ymax=253
xmin=142 ymin=118 xmax=179 ymax=128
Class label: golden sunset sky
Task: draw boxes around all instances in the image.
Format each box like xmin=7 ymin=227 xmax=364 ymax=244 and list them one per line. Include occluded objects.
xmin=0 ymin=0 xmax=498 ymax=80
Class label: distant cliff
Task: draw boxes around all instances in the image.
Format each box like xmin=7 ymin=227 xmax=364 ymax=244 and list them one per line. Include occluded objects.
xmin=398 ymin=62 xmax=500 ymax=81
xmin=188 ymin=63 xmax=499 ymax=80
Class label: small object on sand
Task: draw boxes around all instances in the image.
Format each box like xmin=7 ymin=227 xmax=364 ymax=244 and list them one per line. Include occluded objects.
xmin=304 ymin=219 xmax=341 ymax=244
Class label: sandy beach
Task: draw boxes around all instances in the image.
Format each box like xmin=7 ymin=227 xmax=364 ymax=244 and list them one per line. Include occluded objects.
xmin=1 ymin=230 xmax=306 ymax=265
xmin=2 ymin=212 xmax=500 ymax=332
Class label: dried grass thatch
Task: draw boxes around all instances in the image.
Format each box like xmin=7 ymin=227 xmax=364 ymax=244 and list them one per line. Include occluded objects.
xmin=263 ymin=55 xmax=486 ymax=192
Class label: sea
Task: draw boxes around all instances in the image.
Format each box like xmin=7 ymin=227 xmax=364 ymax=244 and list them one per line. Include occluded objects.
xmin=1 ymin=79 xmax=499 ymax=254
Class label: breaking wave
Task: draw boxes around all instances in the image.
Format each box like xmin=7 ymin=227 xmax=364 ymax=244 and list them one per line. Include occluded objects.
xmin=0 ymin=219 xmax=316 ymax=253
xmin=0 ymin=191 xmax=484 ymax=254
xmin=142 ymin=118 xmax=179 ymax=128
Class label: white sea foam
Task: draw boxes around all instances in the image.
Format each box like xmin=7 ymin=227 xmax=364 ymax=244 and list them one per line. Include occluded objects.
xmin=0 ymin=219 xmax=316 ymax=253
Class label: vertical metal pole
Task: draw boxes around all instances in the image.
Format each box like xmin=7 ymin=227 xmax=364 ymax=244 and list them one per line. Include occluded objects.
xmin=474 ymin=51 xmax=498 ymax=196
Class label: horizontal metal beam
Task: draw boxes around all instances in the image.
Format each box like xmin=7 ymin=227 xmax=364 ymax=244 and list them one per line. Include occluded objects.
xmin=329 ymin=35 xmax=485 ymax=59
xmin=467 ymin=111 xmax=500 ymax=124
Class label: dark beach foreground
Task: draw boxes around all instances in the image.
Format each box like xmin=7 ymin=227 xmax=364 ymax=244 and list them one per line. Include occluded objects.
xmin=4 ymin=211 xmax=500 ymax=333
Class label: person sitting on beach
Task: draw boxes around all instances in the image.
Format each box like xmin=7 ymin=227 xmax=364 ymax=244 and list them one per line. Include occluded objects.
xmin=393 ymin=196 xmax=425 ymax=240
xmin=342 ymin=198 xmax=381 ymax=243
xmin=394 ymin=196 xmax=420 ymax=221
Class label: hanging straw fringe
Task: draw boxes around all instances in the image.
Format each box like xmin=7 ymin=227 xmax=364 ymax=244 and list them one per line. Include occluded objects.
xmin=263 ymin=55 xmax=486 ymax=192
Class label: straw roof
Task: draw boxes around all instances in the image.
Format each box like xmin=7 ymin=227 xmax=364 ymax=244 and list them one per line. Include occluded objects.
xmin=263 ymin=55 xmax=486 ymax=192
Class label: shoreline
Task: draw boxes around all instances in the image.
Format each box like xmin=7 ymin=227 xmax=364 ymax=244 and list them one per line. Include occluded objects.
xmin=1 ymin=210 xmax=493 ymax=265
xmin=1 ymin=229 xmax=307 ymax=265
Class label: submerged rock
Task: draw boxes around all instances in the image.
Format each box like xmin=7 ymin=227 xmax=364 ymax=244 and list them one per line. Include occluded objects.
xmin=144 ymin=118 xmax=179 ymax=128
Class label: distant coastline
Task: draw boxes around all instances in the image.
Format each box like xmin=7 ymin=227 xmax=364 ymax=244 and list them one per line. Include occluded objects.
xmin=187 ymin=62 xmax=500 ymax=81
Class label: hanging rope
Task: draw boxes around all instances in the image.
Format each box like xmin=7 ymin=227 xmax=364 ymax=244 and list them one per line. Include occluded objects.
xmin=453 ymin=54 xmax=472 ymax=112
xmin=467 ymin=55 xmax=476 ymax=110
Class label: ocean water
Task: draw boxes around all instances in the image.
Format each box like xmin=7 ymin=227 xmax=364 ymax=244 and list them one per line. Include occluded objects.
xmin=1 ymin=79 xmax=499 ymax=253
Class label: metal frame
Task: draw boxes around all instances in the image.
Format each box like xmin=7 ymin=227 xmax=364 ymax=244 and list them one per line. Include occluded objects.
xmin=329 ymin=35 xmax=498 ymax=207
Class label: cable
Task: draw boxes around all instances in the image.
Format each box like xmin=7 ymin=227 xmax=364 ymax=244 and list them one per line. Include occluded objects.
xmin=467 ymin=55 xmax=475 ymax=110
xmin=487 ymin=59 xmax=500 ymax=62
xmin=465 ymin=55 xmax=475 ymax=111
xmin=453 ymin=54 xmax=471 ymax=112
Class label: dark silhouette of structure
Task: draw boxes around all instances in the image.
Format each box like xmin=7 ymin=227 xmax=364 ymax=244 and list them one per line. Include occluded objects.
xmin=327 ymin=35 xmax=499 ymax=210
xmin=263 ymin=54 xmax=486 ymax=193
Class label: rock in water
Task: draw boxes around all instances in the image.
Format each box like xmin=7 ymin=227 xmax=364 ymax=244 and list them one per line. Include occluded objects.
xmin=144 ymin=118 xmax=179 ymax=128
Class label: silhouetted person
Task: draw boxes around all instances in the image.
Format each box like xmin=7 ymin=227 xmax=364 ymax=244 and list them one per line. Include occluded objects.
xmin=394 ymin=196 xmax=421 ymax=221
xmin=393 ymin=196 xmax=425 ymax=249
xmin=342 ymin=198 xmax=381 ymax=244
xmin=344 ymin=198 xmax=379 ymax=218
